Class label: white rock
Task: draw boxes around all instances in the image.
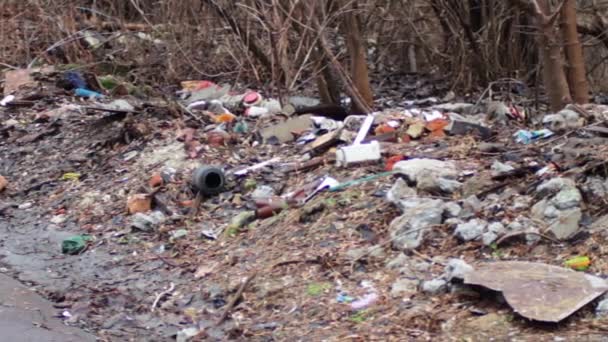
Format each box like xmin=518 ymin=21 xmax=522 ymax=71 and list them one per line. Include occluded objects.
xmin=444 ymin=202 xmax=462 ymax=218
xmin=421 ymin=278 xmax=448 ymax=295
xmin=549 ymin=208 xmax=582 ymax=240
xmin=393 ymin=159 xmax=458 ymax=183
xmin=445 ymin=259 xmax=474 ymax=281
xmin=389 ymin=199 xmax=445 ymax=250
xmin=491 ymin=160 xmax=515 ymax=176
xmin=596 ymin=297 xmax=608 ymax=317
xmin=131 ymin=211 xmax=166 ymax=232
xmin=454 ymin=219 xmax=488 ymax=241
xmin=550 ymin=187 xmax=582 ymax=210
xmin=390 ymin=278 xmax=419 ymax=298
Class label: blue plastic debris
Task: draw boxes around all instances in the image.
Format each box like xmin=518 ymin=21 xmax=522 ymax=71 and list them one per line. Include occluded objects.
xmin=513 ymin=129 xmax=554 ymax=144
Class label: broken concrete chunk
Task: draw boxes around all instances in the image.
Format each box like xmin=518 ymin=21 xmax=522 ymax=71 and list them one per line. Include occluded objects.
xmin=550 ymin=187 xmax=582 ymax=210
xmin=390 ymin=278 xmax=419 ymax=298
xmin=421 ymin=278 xmax=448 ymax=295
xmin=393 ymin=159 xmax=457 ymax=183
xmin=454 ymin=219 xmax=488 ymax=241
xmin=536 ymin=177 xmax=576 ymax=194
xmin=386 ymin=178 xmax=417 ymax=207
xmin=389 ymin=199 xmax=445 ymax=250
xmin=463 ymin=261 xmax=608 ymax=322
xmin=543 ymin=109 xmax=583 ymax=132
xmin=445 ymin=259 xmax=474 ymax=281
xmin=491 ymin=160 xmax=515 ymax=176
xmin=131 ymin=211 xmax=166 ymax=232
xmin=549 ymin=207 xmax=582 ymax=240
xmin=443 ymin=202 xmax=462 ymax=218
xmin=596 ymin=297 xmax=608 ymax=317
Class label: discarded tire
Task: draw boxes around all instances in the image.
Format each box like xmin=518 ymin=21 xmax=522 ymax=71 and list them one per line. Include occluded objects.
xmin=192 ymin=166 xmax=225 ymax=196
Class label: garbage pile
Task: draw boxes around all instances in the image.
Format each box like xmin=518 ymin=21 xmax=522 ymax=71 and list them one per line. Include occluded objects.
xmin=4 ymin=67 xmax=608 ymax=340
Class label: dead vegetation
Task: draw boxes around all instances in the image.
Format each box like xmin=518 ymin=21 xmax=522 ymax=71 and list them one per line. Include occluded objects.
xmin=3 ymin=0 xmax=608 ymax=100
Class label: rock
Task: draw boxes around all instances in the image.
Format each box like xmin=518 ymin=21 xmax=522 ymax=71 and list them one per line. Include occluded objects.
xmin=487 ymin=222 xmax=505 ymax=234
xmin=543 ymin=109 xmax=583 ymax=131
xmin=390 ymin=278 xmax=419 ymax=298
xmin=550 ymin=187 xmax=582 ymax=210
xmin=596 ymin=297 xmax=608 ymax=317
xmin=486 ymin=101 xmax=511 ymax=123
xmin=386 ymin=253 xmax=409 ymax=270
xmin=389 ymin=199 xmax=445 ymax=250
xmin=386 ymin=178 xmax=417 ymax=207
xmin=537 ymin=177 xmax=576 ymax=195
xmin=445 ymin=258 xmax=474 ymax=281
xmin=444 ymin=202 xmax=462 ymax=218
xmin=176 ymin=327 xmax=200 ymax=342
xmin=416 ymin=174 xmax=461 ymax=194
xmin=0 ymin=175 xmax=7 ymax=192
xmin=131 ymin=211 xmax=165 ymax=232
xmin=531 ymin=199 xmax=548 ymax=220
xmin=581 ymin=177 xmax=607 ymax=204
xmin=507 ymin=220 xmax=524 ymax=232
xmin=421 ymin=278 xmax=448 ymax=295
xmin=127 ymin=194 xmax=152 ymax=214
xmin=393 ymin=158 xmax=458 ymax=183
xmin=346 ymin=246 xmax=386 ymax=261
xmin=437 ymin=178 xmax=463 ymax=194
xmin=512 ymin=195 xmax=533 ymax=211
xmin=482 ymin=222 xmax=505 ymax=245
xmin=460 ymin=195 xmax=482 ymax=219
xmin=445 ymin=218 xmax=464 ymax=226
xmin=251 ymin=185 xmax=275 ymax=200
xmin=549 ymin=207 xmax=582 ymax=240
xmin=491 ymin=160 xmax=515 ymax=176
xmin=454 ymin=219 xmax=487 ymax=241
xmin=482 ymin=231 xmax=498 ymax=246
xmin=543 ymin=204 xmax=560 ymax=219
xmin=170 ymin=229 xmax=188 ymax=241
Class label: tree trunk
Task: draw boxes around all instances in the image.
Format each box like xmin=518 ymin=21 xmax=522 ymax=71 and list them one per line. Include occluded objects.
xmin=343 ymin=4 xmax=374 ymax=113
xmin=560 ymin=0 xmax=589 ymax=104
xmin=536 ymin=0 xmax=572 ymax=112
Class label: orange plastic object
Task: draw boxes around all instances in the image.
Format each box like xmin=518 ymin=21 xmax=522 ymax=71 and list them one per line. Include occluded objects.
xmin=181 ymin=80 xmax=215 ymax=91
xmin=375 ymin=124 xmax=396 ymax=135
xmin=385 ymin=155 xmax=406 ymax=171
xmin=215 ymin=113 xmax=236 ymax=123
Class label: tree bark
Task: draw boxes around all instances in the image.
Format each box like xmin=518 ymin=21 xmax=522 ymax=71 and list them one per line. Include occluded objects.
xmin=560 ymin=0 xmax=589 ymax=104
xmin=343 ymin=4 xmax=374 ymax=113
xmin=536 ymin=0 xmax=572 ymax=111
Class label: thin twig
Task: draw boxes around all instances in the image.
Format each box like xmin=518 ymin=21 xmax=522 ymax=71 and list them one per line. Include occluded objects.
xmin=151 ymin=282 xmax=175 ymax=312
xmin=215 ymin=273 xmax=256 ymax=326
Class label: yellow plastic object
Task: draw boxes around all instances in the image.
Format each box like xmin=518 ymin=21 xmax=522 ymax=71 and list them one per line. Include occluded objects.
xmin=564 ymin=256 xmax=591 ymax=271
xmin=61 ymin=172 xmax=81 ymax=181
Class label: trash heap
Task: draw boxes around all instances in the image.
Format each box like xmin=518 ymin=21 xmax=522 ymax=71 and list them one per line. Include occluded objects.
xmin=4 ymin=68 xmax=608 ymax=340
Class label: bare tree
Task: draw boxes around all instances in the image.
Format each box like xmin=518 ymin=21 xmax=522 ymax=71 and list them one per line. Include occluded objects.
xmin=560 ymin=0 xmax=589 ymax=104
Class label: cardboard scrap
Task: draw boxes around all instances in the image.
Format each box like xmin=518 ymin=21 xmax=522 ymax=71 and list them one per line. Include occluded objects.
xmin=463 ymin=261 xmax=608 ymax=322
